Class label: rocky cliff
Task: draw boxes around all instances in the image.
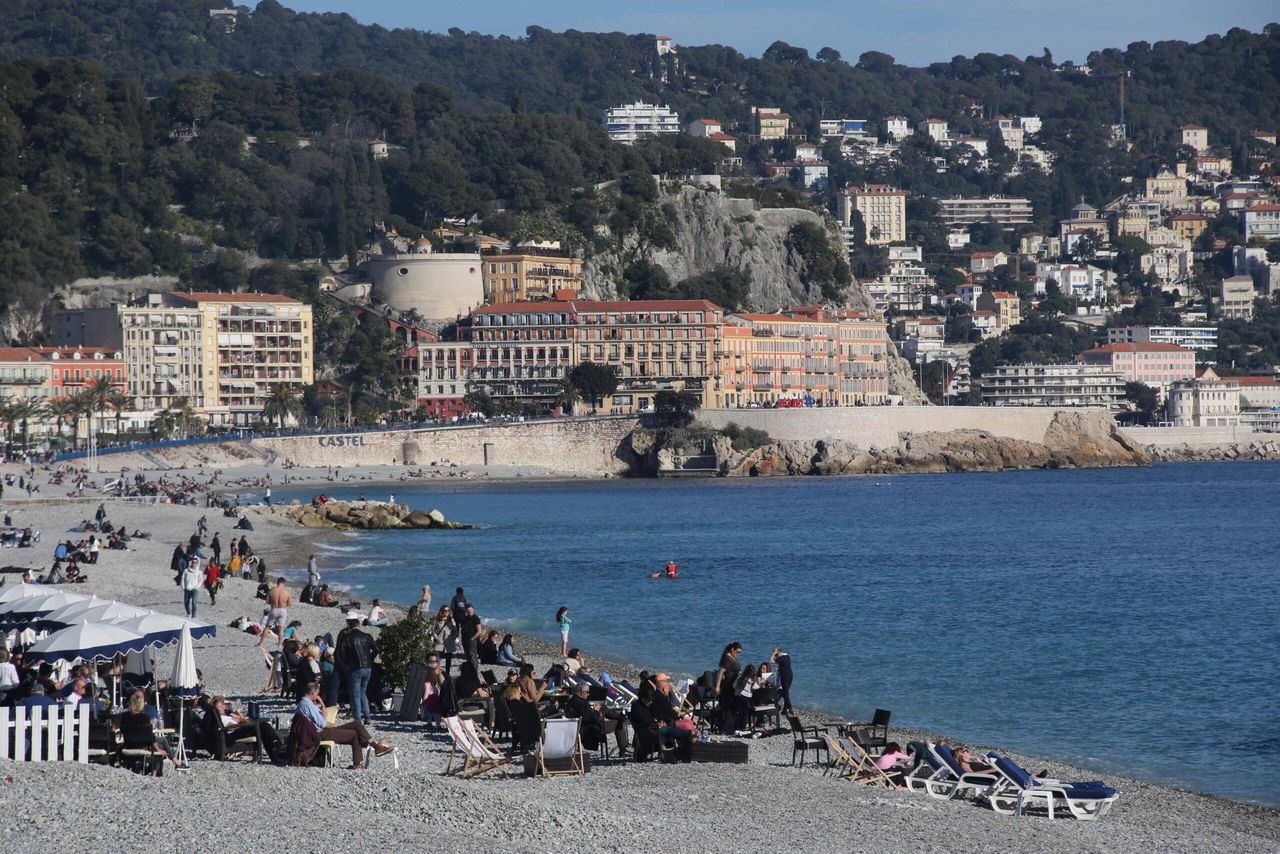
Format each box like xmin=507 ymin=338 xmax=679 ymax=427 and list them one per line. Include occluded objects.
xmin=628 ymin=410 xmax=1148 ymax=477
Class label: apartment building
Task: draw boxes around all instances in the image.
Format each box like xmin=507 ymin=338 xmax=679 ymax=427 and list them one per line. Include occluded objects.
xmin=0 ymin=347 xmax=124 ymax=403
xmin=752 ymin=107 xmax=791 ymax=140
xmin=980 ymin=363 xmax=1124 ymax=407
xmin=1166 ymin=367 xmax=1240 ymax=427
xmin=1078 ymin=342 xmax=1195 ymax=399
xmin=938 ymin=196 xmax=1034 ymax=227
xmin=119 ymin=293 xmax=313 ymax=425
xmin=975 ymin=291 xmax=1021 ymax=330
xmin=1220 ymin=275 xmax=1256 ymax=320
xmin=1241 ymin=204 xmax=1280 ymax=242
xmin=469 ymin=299 xmax=724 ymax=413
xmin=719 ymin=309 xmax=889 ymax=407
xmin=603 ymin=102 xmax=681 ymax=144
xmin=1179 ymin=124 xmax=1209 ymax=152
xmin=481 ymin=244 xmax=583 ymax=304
xmin=839 ymin=184 xmax=907 ymax=245
xmin=415 ymin=340 xmax=472 ymax=419
xmin=1106 ymin=326 xmax=1218 ymax=351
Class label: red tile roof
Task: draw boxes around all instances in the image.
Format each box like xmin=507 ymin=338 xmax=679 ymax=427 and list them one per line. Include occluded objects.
xmin=1233 ymin=375 xmax=1279 ymax=386
xmin=473 ymin=299 xmax=721 ymax=315
xmin=989 ymin=291 xmax=1018 ymax=299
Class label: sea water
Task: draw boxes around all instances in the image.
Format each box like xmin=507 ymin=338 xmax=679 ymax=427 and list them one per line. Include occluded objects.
xmin=278 ymin=462 xmax=1280 ymax=805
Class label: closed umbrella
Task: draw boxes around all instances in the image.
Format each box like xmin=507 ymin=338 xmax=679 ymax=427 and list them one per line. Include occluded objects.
xmin=170 ymin=626 xmax=199 ymax=764
xmin=0 ymin=582 xmax=50 ymax=604
xmin=111 ymin=613 xmax=216 ymax=647
xmin=25 ymin=622 xmax=149 ymax=664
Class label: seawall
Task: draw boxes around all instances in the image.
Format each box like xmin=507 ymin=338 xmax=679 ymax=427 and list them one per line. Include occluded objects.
xmin=698 ymin=406 xmax=1074 ymax=446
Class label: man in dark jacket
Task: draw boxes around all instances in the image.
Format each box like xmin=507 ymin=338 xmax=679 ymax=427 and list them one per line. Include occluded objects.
xmin=566 ymin=682 xmax=630 ymax=756
xmin=335 ymin=615 xmax=377 ymax=725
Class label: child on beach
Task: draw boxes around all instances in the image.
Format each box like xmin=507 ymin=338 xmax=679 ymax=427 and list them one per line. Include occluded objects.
xmin=556 ymin=606 xmax=571 ymax=656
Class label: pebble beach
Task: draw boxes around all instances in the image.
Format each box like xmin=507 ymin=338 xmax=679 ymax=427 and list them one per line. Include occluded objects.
xmin=0 ymin=465 xmax=1277 ymax=853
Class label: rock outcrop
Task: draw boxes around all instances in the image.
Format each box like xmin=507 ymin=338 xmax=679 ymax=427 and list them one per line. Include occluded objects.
xmin=640 ymin=410 xmax=1148 ymax=477
xmin=1143 ymin=441 xmax=1280 ymax=463
xmin=259 ymin=501 xmax=475 ymax=531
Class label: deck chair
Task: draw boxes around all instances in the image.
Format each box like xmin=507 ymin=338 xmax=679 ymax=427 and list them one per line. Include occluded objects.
xmin=928 ymin=743 xmax=999 ymax=801
xmin=536 ymin=717 xmax=585 ymax=778
xmin=986 ymin=753 xmax=1118 ymax=820
xmin=820 ymin=732 xmax=860 ymax=779
xmin=903 ymin=741 xmax=950 ymax=792
xmin=788 ymin=715 xmax=827 ymax=767
xmin=442 ymin=715 xmax=514 ymax=779
xmin=839 ymin=736 xmax=897 ymax=787
xmin=119 ymin=715 xmax=165 ymax=776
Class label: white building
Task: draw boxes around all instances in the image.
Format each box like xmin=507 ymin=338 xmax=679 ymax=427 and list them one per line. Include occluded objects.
xmin=603 ymin=102 xmax=681 ymax=144
xmin=686 ymin=118 xmax=722 ymax=137
xmin=980 ymin=363 xmax=1125 ymax=407
xmin=819 ymin=119 xmax=868 ymax=139
xmin=1034 ymin=262 xmax=1113 ymax=303
xmin=884 ymin=116 xmax=910 ymax=141
xmin=1233 ymin=245 xmax=1280 ymax=296
xmin=1017 ymin=116 xmax=1043 ymax=135
xmin=1106 ymin=326 xmax=1218 ymax=351
xmin=939 ymin=196 xmax=1034 ymax=227
xmin=839 ymin=184 xmax=907 ymax=245
xmin=1241 ymin=204 xmax=1280 ymax=242
xmin=365 ymin=243 xmax=484 ymax=321
xmin=917 ymin=118 xmax=949 ymax=145
xmin=1219 ymin=275 xmax=1256 ymax=320
xmin=1166 ymin=367 xmax=1240 ymax=427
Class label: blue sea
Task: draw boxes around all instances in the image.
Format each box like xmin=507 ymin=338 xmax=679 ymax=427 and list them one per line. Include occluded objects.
xmin=279 ymin=462 xmax=1280 ymax=805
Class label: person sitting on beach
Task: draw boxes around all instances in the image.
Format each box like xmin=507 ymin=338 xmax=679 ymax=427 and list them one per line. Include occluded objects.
xmin=951 ymin=745 xmax=996 ymax=775
xmin=283 ymin=619 xmax=304 ymax=642
xmin=211 ymin=695 xmax=286 ymax=765
xmin=479 ymin=630 xmax=500 ymax=665
xmin=365 ymin=599 xmax=388 ymax=628
xmin=121 ymin=692 xmax=185 ymax=772
xmin=563 ymin=648 xmax=587 ymax=675
xmin=294 ymin=644 xmax=323 ymax=700
xmin=314 ymin=585 xmax=340 ymax=608
xmin=874 ymin=741 xmax=913 ymax=787
xmin=496 ymin=634 xmax=523 ymax=666
xmin=293 ymin=682 xmax=392 ymax=769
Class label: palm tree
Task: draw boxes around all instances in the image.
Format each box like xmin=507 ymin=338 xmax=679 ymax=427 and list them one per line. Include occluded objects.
xmin=11 ymin=399 xmax=45 ymax=451
xmin=47 ymin=397 xmax=79 ymax=447
xmin=556 ymin=376 xmax=580 ymax=415
xmin=171 ymin=396 xmax=199 ymax=439
xmin=0 ymin=400 xmax=18 ymax=452
xmin=83 ymin=376 xmax=115 ymax=440
xmin=261 ymin=384 xmax=302 ymax=430
xmin=106 ymin=389 xmax=129 ymax=439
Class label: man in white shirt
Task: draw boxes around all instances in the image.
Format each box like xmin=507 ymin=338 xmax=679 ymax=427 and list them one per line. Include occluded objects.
xmin=0 ymin=649 xmax=18 ymax=703
xmin=180 ymin=556 xmax=201 ymax=618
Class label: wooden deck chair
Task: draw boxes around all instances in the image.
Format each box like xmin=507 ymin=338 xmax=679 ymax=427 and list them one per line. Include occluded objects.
xmin=442 ymin=715 xmax=513 ymax=779
xmin=820 ymin=732 xmax=859 ymax=779
xmin=536 ymin=717 xmax=585 ymax=778
xmin=839 ymin=736 xmax=897 ymax=787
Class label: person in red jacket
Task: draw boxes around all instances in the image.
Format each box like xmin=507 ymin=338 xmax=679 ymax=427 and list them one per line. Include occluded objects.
xmin=204 ymin=560 xmax=221 ymax=606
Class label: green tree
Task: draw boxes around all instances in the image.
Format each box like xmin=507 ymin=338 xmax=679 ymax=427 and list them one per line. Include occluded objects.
xmin=261 ymin=383 xmax=303 ymax=430
xmin=1122 ymin=381 xmax=1160 ymax=425
xmin=653 ymin=389 xmax=701 ymax=425
xmin=463 ymin=388 xmax=496 ymax=417
xmin=568 ymin=362 xmax=619 ymax=413
xmin=555 ymin=377 xmax=580 ymax=415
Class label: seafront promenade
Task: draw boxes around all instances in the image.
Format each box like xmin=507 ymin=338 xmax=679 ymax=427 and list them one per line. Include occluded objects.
xmin=0 ymin=463 xmax=1277 ymax=852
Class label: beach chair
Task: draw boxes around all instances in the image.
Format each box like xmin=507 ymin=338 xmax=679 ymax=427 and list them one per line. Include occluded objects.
xmin=119 ymin=715 xmax=165 ymax=776
xmin=820 ymin=732 xmax=862 ymax=779
xmin=536 ymin=717 xmax=585 ymax=778
xmin=442 ymin=715 xmax=514 ymax=779
xmin=927 ymin=743 xmax=999 ymax=801
xmin=839 ymin=736 xmax=897 ymax=787
xmin=315 ymin=705 xmax=340 ymax=767
xmin=751 ymin=686 xmax=781 ymax=731
xmin=902 ymin=741 xmax=949 ymax=793
xmin=986 ymin=753 xmax=1118 ymax=820
xmin=847 ymin=708 xmax=891 ymax=752
xmin=788 ymin=715 xmax=828 ymax=767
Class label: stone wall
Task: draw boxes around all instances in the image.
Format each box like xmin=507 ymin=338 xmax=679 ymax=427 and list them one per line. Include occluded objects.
xmin=252 ymin=417 xmax=638 ymax=475
xmin=1118 ymin=425 xmax=1268 ymax=449
xmin=697 ymin=406 xmax=1077 ymax=447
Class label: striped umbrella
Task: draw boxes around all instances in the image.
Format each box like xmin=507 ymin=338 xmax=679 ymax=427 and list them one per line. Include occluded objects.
xmin=25 ymin=622 xmax=150 ymax=664
xmin=0 ymin=591 xmax=93 ymax=627
xmin=0 ymin=582 xmax=51 ymax=604
xmin=55 ymin=601 xmax=151 ymax=627
xmin=111 ymin=613 xmax=216 ymax=646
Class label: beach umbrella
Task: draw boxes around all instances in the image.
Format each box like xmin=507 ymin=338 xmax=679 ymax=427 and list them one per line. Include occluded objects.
xmin=56 ymin=601 xmax=151 ymax=626
xmin=25 ymin=622 xmax=149 ymax=664
xmin=170 ymin=625 xmax=199 ymax=765
xmin=111 ymin=613 xmax=216 ymax=646
xmin=0 ymin=582 xmax=50 ymax=604
xmin=0 ymin=591 xmax=93 ymax=627
xmin=34 ymin=597 xmax=110 ymax=629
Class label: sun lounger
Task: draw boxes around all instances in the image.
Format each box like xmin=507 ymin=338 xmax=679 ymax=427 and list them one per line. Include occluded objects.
xmin=925 ymin=743 xmax=999 ymax=801
xmin=536 ymin=717 xmax=585 ymax=778
xmin=902 ymin=741 xmax=949 ymax=792
xmin=986 ymin=752 xmax=1118 ymax=820
xmin=442 ymin=715 xmax=514 ymax=779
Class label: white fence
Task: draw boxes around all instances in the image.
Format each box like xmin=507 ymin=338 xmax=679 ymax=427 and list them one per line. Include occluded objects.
xmin=0 ymin=704 xmax=90 ymax=763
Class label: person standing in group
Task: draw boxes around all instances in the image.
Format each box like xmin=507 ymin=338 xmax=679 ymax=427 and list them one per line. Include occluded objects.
xmin=556 ymin=606 xmax=571 ymax=657
xmin=180 ymin=557 xmax=201 ymax=618
xmin=210 ymin=532 xmax=222 ymax=567
xmin=258 ymin=578 xmax=293 ymax=648
xmin=433 ymin=606 xmax=459 ymax=672
xmin=457 ymin=604 xmax=483 ymax=670
xmin=450 ymin=587 xmax=468 ymax=615
xmin=335 ymin=613 xmax=377 ymax=725
xmin=772 ymin=647 xmax=794 ymax=714
xmin=415 ymin=585 xmax=432 ymax=619
xmin=714 ymin=642 xmax=743 ymax=732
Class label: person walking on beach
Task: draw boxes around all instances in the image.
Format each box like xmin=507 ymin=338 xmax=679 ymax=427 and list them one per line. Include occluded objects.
xmin=210 ymin=532 xmax=222 ymax=567
xmin=258 ymin=578 xmax=292 ymax=648
xmin=180 ymin=557 xmax=201 ymax=618
xmin=556 ymin=606 xmax=571 ymax=657
xmin=307 ymin=553 xmax=320 ymax=589
xmin=264 ymin=486 xmax=272 ymax=506
xmin=204 ymin=559 xmax=220 ymax=606
xmin=458 ymin=604 xmax=483 ymax=670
